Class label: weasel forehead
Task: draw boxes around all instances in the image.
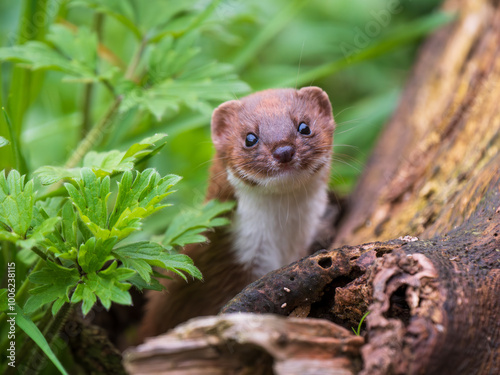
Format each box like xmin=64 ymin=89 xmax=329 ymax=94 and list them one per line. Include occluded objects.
xmin=243 ymin=90 xmax=295 ymax=114
xmin=238 ymin=94 xmax=298 ymax=138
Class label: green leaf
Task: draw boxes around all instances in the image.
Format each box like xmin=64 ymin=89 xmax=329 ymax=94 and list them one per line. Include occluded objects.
xmin=15 ymin=305 xmax=69 ymax=375
xmin=127 ymin=273 xmax=163 ymax=291
xmin=0 ymin=229 xmax=20 ymax=243
xmin=0 ymin=136 xmax=9 ymax=147
xmin=34 ymin=166 xmax=82 ymax=186
xmin=163 ymin=200 xmax=235 ymax=249
xmin=159 ymin=253 xmax=203 ymax=281
xmin=122 ymin=32 xmax=250 ymax=120
xmin=46 ymin=24 xmax=98 ymax=74
xmin=71 ymin=262 xmax=135 ymax=313
xmin=34 ymin=133 xmax=168 ymax=185
xmin=0 ymin=289 xmax=8 ymax=312
xmin=2 ymin=108 xmax=28 ymax=174
xmin=82 ymin=150 xmax=131 ymax=175
xmin=73 ymin=0 xmax=207 ymax=40
xmin=0 ymin=25 xmax=103 ymax=82
xmin=0 ymin=169 xmax=34 ymax=236
xmin=18 ymin=216 xmax=61 ymax=252
xmin=71 ymin=282 xmax=97 ymax=316
xmin=109 ymin=169 xmax=180 ymax=237
xmin=24 ymin=261 xmax=80 ymax=314
xmin=65 ymin=168 xmax=110 ymax=232
xmin=77 ymin=268 xmax=132 ymax=310
xmin=113 ymin=241 xmax=202 ymax=282
xmin=61 ymin=200 xmax=78 ymax=248
xmin=0 ymin=41 xmax=76 ymax=74
xmin=113 ymin=241 xmax=162 ymax=283
xmin=77 ymin=236 xmax=117 ymax=273
xmin=121 ymin=133 xmax=168 ymax=162
xmin=72 ymin=0 xmax=142 ymax=39
xmin=33 ymin=201 xmax=78 ymax=261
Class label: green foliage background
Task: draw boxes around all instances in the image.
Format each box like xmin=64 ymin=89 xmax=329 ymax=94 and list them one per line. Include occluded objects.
xmin=0 ymin=0 xmax=444 ymax=200
xmin=0 ymin=0 xmax=447 ymax=373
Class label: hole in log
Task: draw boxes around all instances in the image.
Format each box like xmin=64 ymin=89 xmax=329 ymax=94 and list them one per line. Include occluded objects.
xmin=375 ymin=247 xmax=394 ymax=258
xmin=318 ymin=257 xmax=333 ymax=269
xmin=308 ymin=276 xmax=355 ymax=330
xmin=384 ymin=285 xmax=411 ymax=326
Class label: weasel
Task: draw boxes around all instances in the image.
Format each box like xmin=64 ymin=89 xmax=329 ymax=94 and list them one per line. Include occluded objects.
xmin=139 ymin=86 xmax=335 ymax=338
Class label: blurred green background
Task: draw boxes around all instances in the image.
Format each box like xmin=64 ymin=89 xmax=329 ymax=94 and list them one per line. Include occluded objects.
xmin=0 ymin=0 xmax=445 ymax=233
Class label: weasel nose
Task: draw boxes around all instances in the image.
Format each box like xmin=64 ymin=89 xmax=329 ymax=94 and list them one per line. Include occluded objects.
xmin=272 ymin=145 xmax=295 ymax=163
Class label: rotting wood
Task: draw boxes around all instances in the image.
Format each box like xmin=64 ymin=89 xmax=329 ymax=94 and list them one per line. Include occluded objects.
xmin=124 ymin=314 xmax=364 ymax=375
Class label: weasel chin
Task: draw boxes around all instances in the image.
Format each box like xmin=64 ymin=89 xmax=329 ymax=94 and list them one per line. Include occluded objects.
xmin=227 ymin=160 xmax=330 ymax=195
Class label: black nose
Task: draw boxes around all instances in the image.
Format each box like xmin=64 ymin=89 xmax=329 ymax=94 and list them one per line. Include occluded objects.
xmin=272 ymin=145 xmax=295 ymax=163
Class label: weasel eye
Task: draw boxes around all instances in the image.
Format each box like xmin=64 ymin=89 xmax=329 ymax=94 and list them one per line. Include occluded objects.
xmin=245 ymin=133 xmax=259 ymax=147
xmin=298 ymin=122 xmax=311 ymax=135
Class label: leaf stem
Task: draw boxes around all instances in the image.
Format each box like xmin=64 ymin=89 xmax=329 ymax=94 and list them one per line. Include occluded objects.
xmin=125 ymin=38 xmax=147 ymax=81
xmin=31 ymin=246 xmax=48 ymax=261
xmin=81 ymin=13 xmax=105 ymax=139
xmin=64 ymin=96 xmax=122 ymax=169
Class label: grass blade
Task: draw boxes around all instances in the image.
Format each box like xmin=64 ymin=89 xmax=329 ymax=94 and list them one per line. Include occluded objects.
xmin=15 ymin=305 xmax=69 ymax=375
xmin=2 ymin=108 xmax=27 ymax=174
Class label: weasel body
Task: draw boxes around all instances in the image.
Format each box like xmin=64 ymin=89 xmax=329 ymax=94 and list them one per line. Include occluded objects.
xmin=140 ymin=87 xmax=335 ymax=338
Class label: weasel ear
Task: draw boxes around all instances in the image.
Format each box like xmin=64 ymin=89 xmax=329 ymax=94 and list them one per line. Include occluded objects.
xmin=211 ymin=100 xmax=240 ymax=149
xmin=298 ymin=86 xmax=333 ymax=120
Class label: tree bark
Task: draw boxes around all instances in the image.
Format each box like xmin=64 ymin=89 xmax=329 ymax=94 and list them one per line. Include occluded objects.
xmin=124 ymin=0 xmax=500 ymax=373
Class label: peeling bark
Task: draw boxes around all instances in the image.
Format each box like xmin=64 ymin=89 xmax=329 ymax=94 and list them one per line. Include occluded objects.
xmin=124 ymin=314 xmax=364 ymax=375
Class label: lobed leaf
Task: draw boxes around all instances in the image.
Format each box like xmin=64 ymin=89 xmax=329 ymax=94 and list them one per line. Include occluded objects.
xmin=113 ymin=241 xmax=202 ymax=283
xmin=34 ymin=133 xmax=168 ymax=185
xmin=34 ymin=166 xmax=80 ymax=186
xmin=108 ymin=169 xmax=181 ymax=234
xmin=24 ymin=261 xmax=80 ymax=315
xmin=121 ymin=31 xmax=250 ymax=120
xmin=71 ymin=0 xmax=142 ymax=39
xmin=65 ymin=168 xmax=110 ymax=231
xmin=0 ymin=170 xmax=34 ymax=237
xmin=77 ymin=236 xmax=117 ymax=273
xmin=74 ymin=265 xmax=132 ymax=311
xmin=18 ymin=216 xmax=61 ymax=252
xmin=163 ymin=199 xmax=235 ymax=249
xmin=0 ymin=25 xmax=106 ymax=82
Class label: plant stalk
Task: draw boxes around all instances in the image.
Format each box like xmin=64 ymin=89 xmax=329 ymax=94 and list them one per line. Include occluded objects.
xmin=81 ymin=13 xmax=105 ymax=139
xmin=64 ymin=96 xmax=122 ymax=169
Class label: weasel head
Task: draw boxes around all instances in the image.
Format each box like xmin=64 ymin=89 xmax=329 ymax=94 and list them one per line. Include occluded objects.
xmin=211 ymin=87 xmax=335 ymax=193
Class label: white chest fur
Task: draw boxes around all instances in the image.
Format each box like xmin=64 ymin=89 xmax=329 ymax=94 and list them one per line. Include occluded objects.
xmin=229 ymin=170 xmax=329 ymax=278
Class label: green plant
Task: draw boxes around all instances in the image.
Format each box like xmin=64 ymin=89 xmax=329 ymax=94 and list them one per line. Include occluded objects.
xmin=352 ymin=311 xmax=370 ymax=336
xmin=0 ymin=134 xmax=234 ymax=374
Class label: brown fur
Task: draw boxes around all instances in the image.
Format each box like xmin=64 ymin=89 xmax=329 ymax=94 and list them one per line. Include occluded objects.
xmin=139 ymin=87 xmax=334 ymax=340
xmin=210 ymin=87 xmax=334 ymax=192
